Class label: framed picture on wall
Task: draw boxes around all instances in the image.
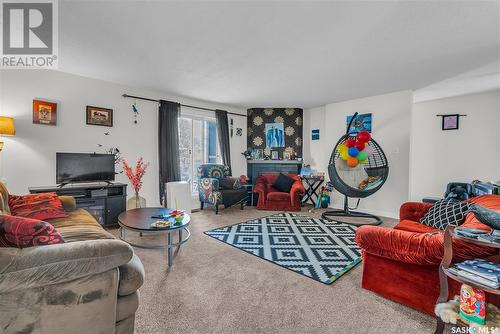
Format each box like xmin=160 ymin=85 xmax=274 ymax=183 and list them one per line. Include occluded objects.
xmin=33 ymin=99 xmax=57 ymax=126
xmin=265 ymin=123 xmax=285 ymax=147
xmin=347 ymin=113 xmax=372 ymax=134
xmin=441 ymin=114 xmax=460 ymax=130
xmin=271 ymin=150 xmax=279 ymax=160
xmin=86 ymin=106 xmax=113 ymax=127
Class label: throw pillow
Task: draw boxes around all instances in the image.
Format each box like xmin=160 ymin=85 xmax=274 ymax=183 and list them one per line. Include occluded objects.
xmin=420 ymin=199 xmax=471 ymax=230
xmin=219 ymin=177 xmax=242 ymax=190
xmin=0 ymin=214 xmax=65 ymax=248
xmin=8 ymin=193 xmax=69 ymax=221
xmin=272 ymin=173 xmax=295 ymax=193
xmin=468 ymin=204 xmax=500 ymax=230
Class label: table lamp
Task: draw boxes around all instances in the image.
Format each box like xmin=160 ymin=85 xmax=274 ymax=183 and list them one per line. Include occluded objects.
xmin=0 ymin=116 xmax=16 ymax=151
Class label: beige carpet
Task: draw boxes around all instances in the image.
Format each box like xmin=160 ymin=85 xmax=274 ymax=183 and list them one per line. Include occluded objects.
xmin=109 ymin=206 xmax=434 ymax=334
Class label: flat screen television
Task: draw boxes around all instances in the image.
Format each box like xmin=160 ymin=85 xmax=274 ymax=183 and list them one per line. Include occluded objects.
xmin=56 ymin=153 xmax=115 ymax=184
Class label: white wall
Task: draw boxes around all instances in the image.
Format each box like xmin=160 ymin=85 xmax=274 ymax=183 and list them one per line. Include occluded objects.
xmin=410 ymin=90 xmax=500 ymax=201
xmin=302 ymin=105 xmax=327 ymax=171
xmin=304 ymin=91 xmax=412 ymax=218
xmin=0 ymin=70 xmax=247 ymax=206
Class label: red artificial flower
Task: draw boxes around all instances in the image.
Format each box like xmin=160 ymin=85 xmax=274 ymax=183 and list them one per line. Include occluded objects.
xmin=122 ymin=157 xmax=150 ymax=194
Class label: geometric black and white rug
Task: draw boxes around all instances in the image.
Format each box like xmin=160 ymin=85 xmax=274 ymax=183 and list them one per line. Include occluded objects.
xmin=204 ymin=212 xmax=361 ymax=284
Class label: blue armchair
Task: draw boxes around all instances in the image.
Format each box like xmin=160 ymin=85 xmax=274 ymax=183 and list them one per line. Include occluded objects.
xmin=197 ymin=164 xmax=247 ymax=214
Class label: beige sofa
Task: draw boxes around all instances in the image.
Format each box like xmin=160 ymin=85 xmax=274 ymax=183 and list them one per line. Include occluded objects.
xmin=0 ymin=182 xmax=145 ymax=334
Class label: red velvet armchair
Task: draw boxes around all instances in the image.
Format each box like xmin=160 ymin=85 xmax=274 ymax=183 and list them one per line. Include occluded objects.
xmin=254 ymin=173 xmax=305 ymax=211
xmin=355 ymin=195 xmax=500 ymax=315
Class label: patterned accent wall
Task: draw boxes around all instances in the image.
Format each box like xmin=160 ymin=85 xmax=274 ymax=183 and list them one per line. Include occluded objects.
xmin=247 ymin=108 xmax=303 ymax=158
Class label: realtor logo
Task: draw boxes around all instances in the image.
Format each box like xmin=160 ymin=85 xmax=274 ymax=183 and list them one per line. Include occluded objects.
xmin=1 ymin=0 xmax=58 ymax=68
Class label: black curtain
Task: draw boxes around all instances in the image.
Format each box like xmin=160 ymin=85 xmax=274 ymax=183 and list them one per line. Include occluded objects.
xmin=215 ymin=109 xmax=231 ymax=172
xmin=158 ymin=100 xmax=181 ymax=205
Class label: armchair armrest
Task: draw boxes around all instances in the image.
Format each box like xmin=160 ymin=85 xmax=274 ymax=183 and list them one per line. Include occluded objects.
xmin=355 ymin=225 xmax=496 ymax=265
xmin=198 ymin=178 xmax=221 ymax=205
xmin=290 ymin=180 xmax=305 ymax=201
xmin=253 ymin=176 xmax=268 ymax=207
xmin=59 ymin=195 xmax=77 ymax=212
xmin=0 ymin=239 xmax=133 ymax=292
xmin=399 ymin=202 xmax=433 ymax=222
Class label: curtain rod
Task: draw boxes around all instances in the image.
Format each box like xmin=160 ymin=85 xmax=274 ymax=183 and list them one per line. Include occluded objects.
xmin=122 ymin=94 xmax=246 ymax=117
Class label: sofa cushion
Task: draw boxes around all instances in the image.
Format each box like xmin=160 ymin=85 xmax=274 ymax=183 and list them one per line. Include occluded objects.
xmin=267 ymin=191 xmax=290 ymax=201
xmin=0 ymin=214 xmax=64 ymax=248
xmin=118 ymin=254 xmax=145 ymax=296
xmin=48 ymin=209 xmax=115 ymax=242
xmin=8 ymin=193 xmax=69 ymax=221
xmin=272 ymin=173 xmax=295 ymax=193
xmin=419 ymin=199 xmax=471 ymax=230
xmin=395 ymin=220 xmax=439 ymax=233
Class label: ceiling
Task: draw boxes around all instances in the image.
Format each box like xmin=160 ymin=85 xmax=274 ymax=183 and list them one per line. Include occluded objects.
xmin=59 ymin=1 xmax=500 ymax=108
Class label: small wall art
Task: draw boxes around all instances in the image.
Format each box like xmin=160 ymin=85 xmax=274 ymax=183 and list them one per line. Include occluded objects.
xmin=86 ymin=106 xmax=113 ymax=127
xmin=347 ymin=113 xmax=372 ymax=134
xmin=312 ymin=129 xmax=320 ymax=140
xmin=441 ymin=114 xmax=461 ymax=130
xmin=33 ymin=99 xmax=57 ymax=126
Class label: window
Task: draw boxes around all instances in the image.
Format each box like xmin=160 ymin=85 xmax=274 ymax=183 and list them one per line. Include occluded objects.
xmin=179 ymin=112 xmax=220 ymax=194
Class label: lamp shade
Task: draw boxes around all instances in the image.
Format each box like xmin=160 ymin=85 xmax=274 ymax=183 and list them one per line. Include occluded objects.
xmin=0 ymin=117 xmax=15 ymax=136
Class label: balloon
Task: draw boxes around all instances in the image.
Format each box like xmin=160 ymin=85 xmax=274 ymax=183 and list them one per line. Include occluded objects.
xmin=365 ymin=146 xmax=374 ymax=156
xmin=355 ymin=142 xmax=365 ymax=151
xmin=360 ymin=158 xmax=369 ymax=164
xmin=357 ymin=150 xmax=367 ymax=161
xmin=340 ymin=150 xmax=349 ymax=160
xmin=345 ymin=138 xmax=356 ymax=148
xmin=347 ymin=157 xmax=359 ymax=168
xmin=348 ymin=147 xmax=359 ymax=157
xmin=357 ymin=131 xmax=371 ymax=143
xmin=337 ymin=144 xmax=348 ymax=153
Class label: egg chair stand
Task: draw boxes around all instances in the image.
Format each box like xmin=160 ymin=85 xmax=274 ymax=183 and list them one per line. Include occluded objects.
xmin=321 ymin=112 xmax=389 ymax=226
xmin=321 ymin=195 xmax=383 ymax=226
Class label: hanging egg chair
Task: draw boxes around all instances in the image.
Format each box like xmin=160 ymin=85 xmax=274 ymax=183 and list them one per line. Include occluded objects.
xmin=321 ymin=112 xmax=389 ymax=226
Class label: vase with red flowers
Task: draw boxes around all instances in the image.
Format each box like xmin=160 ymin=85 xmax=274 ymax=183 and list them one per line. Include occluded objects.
xmin=122 ymin=157 xmax=150 ymax=209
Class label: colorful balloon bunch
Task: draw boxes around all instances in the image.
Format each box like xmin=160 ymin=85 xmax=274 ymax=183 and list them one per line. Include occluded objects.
xmin=337 ymin=131 xmax=372 ymax=168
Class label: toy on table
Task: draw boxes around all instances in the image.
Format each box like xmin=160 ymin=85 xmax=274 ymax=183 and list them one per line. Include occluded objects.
xmin=459 ymin=284 xmax=486 ymax=325
xmin=169 ymin=209 xmax=185 ymax=224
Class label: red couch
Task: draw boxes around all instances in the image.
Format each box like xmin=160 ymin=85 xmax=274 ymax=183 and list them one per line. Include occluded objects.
xmin=254 ymin=173 xmax=305 ymax=211
xmin=355 ymin=195 xmax=500 ymax=315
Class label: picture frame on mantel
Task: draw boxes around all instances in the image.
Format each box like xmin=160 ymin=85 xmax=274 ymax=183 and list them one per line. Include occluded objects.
xmin=86 ymin=106 xmax=113 ymax=127
xmin=33 ymin=99 xmax=57 ymax=126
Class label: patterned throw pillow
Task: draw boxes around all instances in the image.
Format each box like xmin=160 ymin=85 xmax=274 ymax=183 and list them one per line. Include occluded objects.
xmin=0 ymin=214 xmax=65 ymax=248
xmin=420 ymin=199 xmax=471 ymax=230
xmin=8 ymin=193 xmax=69 ymax=220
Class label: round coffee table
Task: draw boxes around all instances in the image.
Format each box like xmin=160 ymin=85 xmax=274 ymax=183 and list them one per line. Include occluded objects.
xmin=118 ymin=207 xmax=191 ymax=266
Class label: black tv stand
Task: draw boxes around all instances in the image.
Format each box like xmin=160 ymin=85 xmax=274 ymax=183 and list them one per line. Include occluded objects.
xmin=29 ymin=183 xmax=127 ymax=226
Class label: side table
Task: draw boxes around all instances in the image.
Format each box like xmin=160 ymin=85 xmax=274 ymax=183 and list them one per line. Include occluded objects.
xmin=434 ymin=226 xmax=500 ymax=333
xmin=301 ymin=176 xmax=325 ymax=206
xmin=242 ymin=184 xmax=254 ymax=206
